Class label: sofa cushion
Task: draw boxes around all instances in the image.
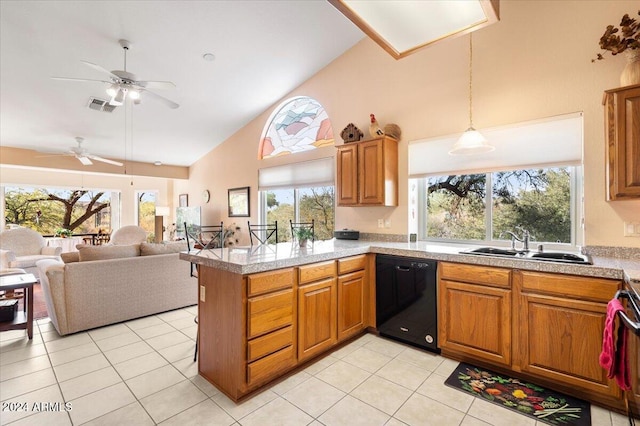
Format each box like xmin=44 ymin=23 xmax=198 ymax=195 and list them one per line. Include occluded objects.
xmin=140 ymin=241 xmax=188 ymax=256
xmin=78 ymin=244 xmax=141 ymax=262
xmin=61 ymin=252 xmax=80 ymax=263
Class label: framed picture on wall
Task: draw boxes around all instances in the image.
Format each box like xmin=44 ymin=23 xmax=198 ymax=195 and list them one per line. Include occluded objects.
xmin=228 ymin=187 xmax=250 ymax=217
xmin=179 ymin=194 xmax=188 ymax=207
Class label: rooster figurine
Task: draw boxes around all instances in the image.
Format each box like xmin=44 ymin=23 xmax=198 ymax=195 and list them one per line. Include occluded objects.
xmin=369 ymin=114 xmax=384 ymax=137
xmin=369 ymin=114 xmax=402 ymax=140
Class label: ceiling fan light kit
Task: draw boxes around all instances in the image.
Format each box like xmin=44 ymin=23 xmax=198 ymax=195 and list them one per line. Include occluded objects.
xmin=52 ymin=38 xmax=179 ymax=109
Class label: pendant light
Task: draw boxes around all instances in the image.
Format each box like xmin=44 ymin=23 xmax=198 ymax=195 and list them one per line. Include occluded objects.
xmin=449 ymin=33 xmax=494 ymax=155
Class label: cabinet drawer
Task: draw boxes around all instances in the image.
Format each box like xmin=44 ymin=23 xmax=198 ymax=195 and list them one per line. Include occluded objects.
xmin=338 ymin=255 xmax=367 ymax=275
xmin=247 ymin=345 xmax=295 ymax=386
xmin=440 ymin=262 xmax=510 ymax=288
xmin=247 ymin=268 xmax=294 ymax=297
xmin=247 ymin=289 xmax=293 ymax=339
xmin=247 ymin=325 xmax=293 ymax=362
xmin=518 ymin=271 xmax=621 ymax=302
xmin=299 ymin=260 xmax=336 ymax=285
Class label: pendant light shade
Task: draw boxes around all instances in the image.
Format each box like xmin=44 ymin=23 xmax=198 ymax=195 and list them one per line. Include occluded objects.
xmin=450 ymin=33 xmax=494 ymax=156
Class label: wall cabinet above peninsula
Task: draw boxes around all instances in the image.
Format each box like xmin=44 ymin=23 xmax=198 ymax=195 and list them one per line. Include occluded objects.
xmin=604 ymin=84 xmax=640 ymax=200
xmin=336 ymin=136 xmax=398 ymax=206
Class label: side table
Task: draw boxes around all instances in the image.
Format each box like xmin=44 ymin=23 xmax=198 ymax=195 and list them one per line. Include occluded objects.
xmin=0 ymin=273 xmax=36 ymax=339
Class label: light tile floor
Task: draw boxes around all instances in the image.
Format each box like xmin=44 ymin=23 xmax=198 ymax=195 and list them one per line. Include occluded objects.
xmin=0 ymin=307 xmax=631 ymax=425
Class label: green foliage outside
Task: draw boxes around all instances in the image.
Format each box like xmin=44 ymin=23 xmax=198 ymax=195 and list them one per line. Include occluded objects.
xmin=427 ymin=168 xmax=571 ymax=244
xmin=4 ymin=187 xmax=112 ymax=235
xmin=265 ymin=186 xmax=335 ymax=242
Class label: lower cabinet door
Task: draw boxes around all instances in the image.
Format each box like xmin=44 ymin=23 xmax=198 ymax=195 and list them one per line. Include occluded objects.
xmin=298 ymin=278 xmax=337 ymax=362
xmin=338 ymin=270 xmax=365 ymax=341
xmin=518 ymin=291 xmax=622 ymax=399
xmin=439 ymin=279 xmax=512 ymax=367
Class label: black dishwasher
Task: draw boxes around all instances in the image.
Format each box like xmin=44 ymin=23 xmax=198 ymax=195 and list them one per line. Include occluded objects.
xmin=376 ymin=255 xmax=439 ymax=353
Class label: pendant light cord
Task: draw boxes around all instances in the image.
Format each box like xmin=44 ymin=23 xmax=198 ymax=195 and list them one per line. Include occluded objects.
xmin=469 ymin=33 xmax=474 ymax=129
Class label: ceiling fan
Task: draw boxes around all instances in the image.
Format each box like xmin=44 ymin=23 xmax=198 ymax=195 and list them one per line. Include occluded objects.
xmin=43 ymin=137 xmax=124 ymax=167
xmin=52 ymin=39 xmax=179 ymax=109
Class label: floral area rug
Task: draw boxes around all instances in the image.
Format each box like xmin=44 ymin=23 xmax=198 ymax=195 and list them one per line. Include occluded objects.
xmin=445 ymin=363 xmax=591 ymax=426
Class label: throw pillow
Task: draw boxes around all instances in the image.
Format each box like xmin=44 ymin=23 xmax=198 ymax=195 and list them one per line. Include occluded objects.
xmin=60 ymin=252 xmax=80 ymax=263
xmin=140 ymin=241 xmax=188 ymax=256
xmin=78 ymin=244 xmax=141 ymax=262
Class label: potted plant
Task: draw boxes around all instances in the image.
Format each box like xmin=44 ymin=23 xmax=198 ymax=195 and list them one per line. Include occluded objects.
xmin=293 ymin=227 xmax=314 ymax=248
xmin=593 ymin=10 xmax=640 ymax=85
xmin=54 ymin=228 xmax=72 ymax=238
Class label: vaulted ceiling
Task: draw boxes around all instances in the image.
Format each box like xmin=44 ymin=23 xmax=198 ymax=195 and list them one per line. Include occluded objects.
xmin=0 ymin=1 xmax=364 ymax=167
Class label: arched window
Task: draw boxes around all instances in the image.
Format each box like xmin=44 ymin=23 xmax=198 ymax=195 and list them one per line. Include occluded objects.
xmin=258 ymin=96 xmax=334 ymax=159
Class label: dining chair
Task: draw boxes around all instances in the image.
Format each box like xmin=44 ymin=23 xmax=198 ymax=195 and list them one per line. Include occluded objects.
xmin=247 ymin=221 xmax=278 ymax=246
xmin=290 ymin=219 xmax=315 ymax=242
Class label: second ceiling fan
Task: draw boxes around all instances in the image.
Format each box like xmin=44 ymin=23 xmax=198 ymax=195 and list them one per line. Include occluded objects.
xmin=52 ymin=39 xmax=179 ymax=109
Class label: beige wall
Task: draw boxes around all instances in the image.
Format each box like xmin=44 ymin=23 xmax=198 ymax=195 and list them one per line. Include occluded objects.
xmin=0 ymin=165 xmax=181 ymax=229
xmin=189 ymin=0 xmax=640 ymax=248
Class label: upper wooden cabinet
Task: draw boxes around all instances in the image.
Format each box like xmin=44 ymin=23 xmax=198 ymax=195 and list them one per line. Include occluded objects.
xmin=336 ymin=136 xmax=398 ymax=206
xmin=603 ymin=84 xmax=640 ymax=200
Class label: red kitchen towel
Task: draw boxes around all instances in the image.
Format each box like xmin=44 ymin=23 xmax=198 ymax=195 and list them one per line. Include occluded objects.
xmin=599 ymin=298 xmax=631 ymax=390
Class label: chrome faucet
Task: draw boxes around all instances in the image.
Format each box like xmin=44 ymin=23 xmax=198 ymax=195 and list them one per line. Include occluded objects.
xmin=500 ymin=227 xmax=531 ymax=251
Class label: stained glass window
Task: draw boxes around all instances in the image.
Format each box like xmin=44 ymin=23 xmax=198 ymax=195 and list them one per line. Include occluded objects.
xmin=259 ymin=96 xmax=334 ymax=159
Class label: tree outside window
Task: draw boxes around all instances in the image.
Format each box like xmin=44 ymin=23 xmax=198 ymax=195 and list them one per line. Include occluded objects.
xmin=3 ymin=186 xmax=113 ymax=235
xmin=421 ymin=166 xmax=574 ymax=245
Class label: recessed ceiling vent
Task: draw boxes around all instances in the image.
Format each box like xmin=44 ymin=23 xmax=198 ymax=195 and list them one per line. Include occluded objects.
xmin=87 ymin=97 xmax=116 ymax=113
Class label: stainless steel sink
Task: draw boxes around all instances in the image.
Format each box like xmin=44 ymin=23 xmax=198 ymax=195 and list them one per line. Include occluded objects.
xmin=460 ymin=247 xmax=592 ymax=265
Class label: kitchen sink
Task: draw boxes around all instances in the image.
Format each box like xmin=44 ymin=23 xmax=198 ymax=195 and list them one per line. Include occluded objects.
xmin=528 ymin=252 xmax=592 ymax=264
xmin=460 ymin=247 xmax=592 ymax=265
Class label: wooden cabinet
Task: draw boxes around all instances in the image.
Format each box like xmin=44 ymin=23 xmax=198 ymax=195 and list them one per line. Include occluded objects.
xmin=245 ymin=268 xmax=296 ymax=387
xmin=438 ymin=262 xmax=512 ymax=367
xmin=336 ymin=136 xmax=398 ymax=206
xmin=337 ymin=255 xmax=367 ymax=341
xmin=298 ymin=260 xmax=337 ymax=362
xmin=513 ymin=270 xmax=622 ymax=401
xmin=603 ymin=84 xmax=640 ymax=200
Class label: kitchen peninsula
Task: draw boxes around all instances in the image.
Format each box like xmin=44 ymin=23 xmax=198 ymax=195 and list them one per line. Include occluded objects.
xmin=180 ymin=239 xmax=640 ymax=408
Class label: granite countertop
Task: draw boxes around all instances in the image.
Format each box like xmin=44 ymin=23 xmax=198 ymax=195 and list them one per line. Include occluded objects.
xmin=180 ymin=239 xmax=640 ymax=283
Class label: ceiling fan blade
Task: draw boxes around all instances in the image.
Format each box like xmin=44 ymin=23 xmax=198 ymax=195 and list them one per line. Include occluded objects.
xmin=141 ymin=89 xmax=179 ymax=109
xmin=51 ymin=77 xmax=111 ymax=84
xmin=137 ymin=80 xmax=176 ymax=90
xmin=86 ymin=154 xmax=123 ymax=167
xmin=81 ymin=61 xmax=120 ymax=80
xmin=77 ymin=156 xmax=93 ymax=166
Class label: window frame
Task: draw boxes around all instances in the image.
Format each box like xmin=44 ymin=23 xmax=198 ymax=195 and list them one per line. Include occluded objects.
xmin=414 ymin=165 xmax=583 ymax=250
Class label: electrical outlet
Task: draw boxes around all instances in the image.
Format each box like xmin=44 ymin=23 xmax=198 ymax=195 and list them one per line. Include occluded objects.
xmin=624 ymin=222 xmax=640 ymax=237
xmin=385 ymin=219 xmax=391 ymax=228
xmin=377 ymin=219 xmax=384 ymax=228
xmin=200 ymin=285 xmax=206 ymax=302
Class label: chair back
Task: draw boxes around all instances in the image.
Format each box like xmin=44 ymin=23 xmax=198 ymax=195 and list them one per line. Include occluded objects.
xmin=247 ymin=221 xmax=278 ymax=246
xmin=0 ymin=228 xmax=45 ymax=256
xmin=184 ymin=222 xmax=224 ymax=250
xmin=290 ymin=219 xmax=315 ymax=242
xmin=110 ymin=226 xmax=147 ymax=245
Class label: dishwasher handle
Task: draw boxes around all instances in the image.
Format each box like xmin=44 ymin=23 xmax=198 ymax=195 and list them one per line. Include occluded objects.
xmin=395 ymin=265 xmax=412 ymax=272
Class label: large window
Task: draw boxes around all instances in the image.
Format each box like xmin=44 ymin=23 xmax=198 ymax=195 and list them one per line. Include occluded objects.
xmin=261 ymin=186 xmax=335 ymax=242
xmin=411 ymin=166 xmax=579 ymax=246
xmin=136 ymin=191 xmax=157 ymax=241
xmin=3 ymin=186 xmax=115 ymax=235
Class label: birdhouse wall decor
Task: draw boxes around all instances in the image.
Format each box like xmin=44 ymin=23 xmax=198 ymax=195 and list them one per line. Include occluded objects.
xmin=340 ymin=123 xmax=364 ymax=143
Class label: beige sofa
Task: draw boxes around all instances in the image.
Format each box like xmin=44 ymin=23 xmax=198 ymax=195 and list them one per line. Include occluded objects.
xmin=36 ymin=242 xmax=197 ymax=335
xmin=0 ymin=227 xmax=62 ymax=278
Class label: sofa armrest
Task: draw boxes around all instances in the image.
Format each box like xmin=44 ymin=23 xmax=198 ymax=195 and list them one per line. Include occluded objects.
xmin=0 ymin=249 xmax=17 ymax=269
xmin=36 ymin=259 xmax=67 ymax=335
xmin=41 ymin=246 xmax=62 ymax=256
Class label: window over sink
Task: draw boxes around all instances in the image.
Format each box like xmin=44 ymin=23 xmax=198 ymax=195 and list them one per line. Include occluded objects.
xmin=410 ymin=166 xmax=580 ymax=248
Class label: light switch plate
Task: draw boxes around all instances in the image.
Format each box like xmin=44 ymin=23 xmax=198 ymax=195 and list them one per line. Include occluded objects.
xmin=200 ymin=285 xmax=206 ymax=302
xmin=624 ymin=222 xmax=640 ymax=237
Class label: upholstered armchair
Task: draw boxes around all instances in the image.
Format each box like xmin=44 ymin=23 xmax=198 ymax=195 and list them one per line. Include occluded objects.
xmin=0 ymin=228 xmax=62 ymax=278
xmin=109 ymin=225 xmax=148 ymax=245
